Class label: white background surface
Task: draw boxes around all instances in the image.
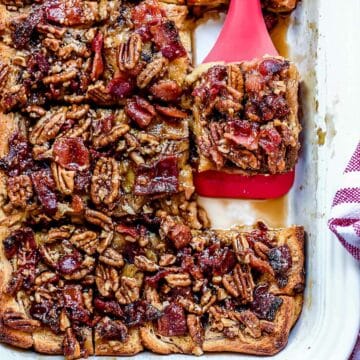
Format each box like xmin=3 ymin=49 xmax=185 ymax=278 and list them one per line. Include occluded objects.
xmin=1 ymin=0 xmax=359 ymax=359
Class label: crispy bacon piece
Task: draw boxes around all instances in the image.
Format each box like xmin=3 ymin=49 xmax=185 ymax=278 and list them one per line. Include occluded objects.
xmin=157 ymin=303 xmax=187 ymax=337
xmin=53 ymin=137 xmax=90 ymax=171
xmin=145 ymin=269 xmax=173 ymax=287
xmin=167 ymin=223 xmax=192 ymax=250
xmin=94 ymin=298 xmax=124 ymax=319
xmin=3 ymin=228 xmax=35 ymax=259
xmin=91 ymin=32 xmax=104 ymax=81
xmin=0 ymin=133 xmax=35 ymax=176
xmin=45 ymin=0 xmax=85 ymax=26
xmin=115 ymin=224 xmax=140 ymax=239
xmin=258 ymin=127 xmax=282 ymax=154
xmin=97 ymin=318 xmax=128 ymax=341
xmin=125 ymin=96 xmax=156 ymax=128
xmin=123 ymin=300 xmax=162 ymax=327
xmin=107 ymin=76 xmax=135 ymax=99
xmin=150 ymin=20 xmax=187 ymax=60
xmin=268 ymin=245 xmax=292 ymax=275
xmin=63 ymin=285 xmax=91 ymax=325
xmin=30 ymin=300 xmax=60 ymax=333
xmin=224 ymin=120 xmax=260 ymax=151
xmin=31 ymin=169 xmax=58 ymax=214
xmin=150 ymin=80 xmax=182 ymax=102
xmin=259 ymin=58 xmax=289 ymax=76
xmin=134 ymin=156 xmax=179 ymax=195
xmin=57 ymin=253 xmax=82 ymax=275
xmin=12 ymin=9 xmax=44 ymax=49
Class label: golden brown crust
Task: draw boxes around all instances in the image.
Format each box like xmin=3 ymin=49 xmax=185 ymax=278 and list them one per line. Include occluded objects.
xmin=140 ymin=322 xmax=202 ymax=355
xmin=203 ymin=296 xmax=295 ymax=355
xmin=32 ymin=329 xmax=63 ymax=354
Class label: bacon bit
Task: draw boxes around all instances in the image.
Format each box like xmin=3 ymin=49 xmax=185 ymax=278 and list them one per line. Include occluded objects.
xmin=150 ymin=20 xmax=187 ymax=60
xmin=74 ymin=170 xmax=91 ymax=193
xmin=30 ymin=300 xmax=60 ymax=333
xmin=259 ymin=58 xmax=288 ymax=76
xmin=115 ymin=224 xmax=140 ymax=239
xmin=251 ymin=284 xmax=283 ymax=321
xmin=134 ymin=156 xmax=179 ymax=196
xmin=28 ymin=53 xmax=50 ymax=80
xmin=12 ymin=9 xmax=44 ymax=49
xmin=97 ymin=319 xmax=128 ymax=341
xmin=259 ymin=94 xmax=290 ymax=121
xmin=145 ymin=269 xmax=173 ymax=287
xmin=167 ymin=223 xmax=192 ymax=250
xmin=224 ymin=120 xmax=260 ymax=151
xmin=91 ymin=32 xmax=104 ymax=81
xmin=123 ymin=300 xmax=162 ymax=326
xmin=71 ymin=195 xmax=85 ymax=214
xmin=63 ymin=285 xmax=91 ymax=325
xmin=258 ymin=127 xmax=282 ymax=155
xmin=155 ymin=105 xmax=187 ymax=120
xmin=150 ymin=80 xmax=182 ymax=102
xmin=107 ymin=76 xmax=135 ymax=99
xmin=0 ymin=133 xmax=35 ymax=177
xmin=94 ymin=298 xmax=124 ymax=318
xmin=125 ymin=96 xmax=156 ymax=128
xmin=45 ymin=0 xmax=84 ymax=26
xmin=53 ymin=137 xmax=90 ymax=171
xmin=157 ymin=303 xmax=187 ymax=337
xmin=31 ymin=169 xmax=58 ymax=214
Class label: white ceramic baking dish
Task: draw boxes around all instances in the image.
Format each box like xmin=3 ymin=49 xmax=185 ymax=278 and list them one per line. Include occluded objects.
xmin=1 ymin=0 xmax=359 ymax=359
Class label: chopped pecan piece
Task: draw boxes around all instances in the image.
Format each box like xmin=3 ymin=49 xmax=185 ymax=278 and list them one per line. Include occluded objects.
xmin=187 ymin=314 xmax=204 ymax=345
xmin=136 ymin=57 xmax=168 ymax=88
xmin=99 ymin=248 xmax=124 ymax=268
xmin=2 ymin=310 xmax=41 ymax=332
xmin=92 ymin=124 xmax=130 ymax=149
xmin=29 ymin=110 xmax=66 ymax=145
xmin=125 ymin=96 xmax=156 ymax=128
xmin=236 ymin=310 xmax=262 ymax=338
xmin=51 ymin=162 xmax=75 ymax=195
xmin=63 ymin=328 xmax=81 ymax=360
xmin=118 ymin=34 xmax=142 ymax=72
xmin=95 ymin=265 xmax=119 ymax=297
xmin=91 ymin=158 xmax=121 ymax=206
xmin=35 ymin=271 xmax=58 ymax=286
xmin=222 ymin=264 xmax=255 ymax=303
xmin=159 ymin=254 xmax=176 ymax=267
xmin=7 ymin=175 xmax=33 ymax=208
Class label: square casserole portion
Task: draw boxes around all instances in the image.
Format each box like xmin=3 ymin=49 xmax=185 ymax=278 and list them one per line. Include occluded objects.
xmin=189 ymin=56 xmax=301 ymax=175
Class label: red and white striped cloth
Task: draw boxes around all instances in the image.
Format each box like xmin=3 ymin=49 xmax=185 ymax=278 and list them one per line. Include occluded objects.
xmin=328 ymin=142 xmax=360 ymax=261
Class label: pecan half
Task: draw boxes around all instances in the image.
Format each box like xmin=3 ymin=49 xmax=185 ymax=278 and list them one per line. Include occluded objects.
xmin=29 ymin=110 xmax=66 ymax=145
xmin=115 ymin=277 xmax=140 ymax=304
xmin=7 ymin=175 xmax=33 ymax=208
xmin=70 ymin=230 xmax=98 ymax=255
xmin=187 ymin=314 xmax=204 ymax=346
xmin=222 ymin=264 xmax=255 ymax=303
xmin=43 ymin=69 xmax=77 ymax=85
xmin=165 ymin=273 xmax=191 ymax=287
xmin=91 ymin=158 xmax=121 ymax=206
xmin=136 ymin=57 xmax=168 ymax=88
xmin=84 ymin=209 xmax=113 ymax=230
xmin=118 ymin=33 xmax=142 ymax=71
xmin=34 ymin=271 xmax=58 ymax=286
xmin=47 ymin=226 xmax=73 ymax=243
xmin=99 ymin=248 xmax=124 ymax=268
xmin=95 ymin=265 xmax=119 ymax=297
xmin=92 ymin=124 xmax=130 ymax=149
xmin=51 ymin=162 xmax=75 ymax=195
xmin=134 ymin=255 xmax=159 ymax=272
xmin=2 ymin=310 xmax=40 ymax=332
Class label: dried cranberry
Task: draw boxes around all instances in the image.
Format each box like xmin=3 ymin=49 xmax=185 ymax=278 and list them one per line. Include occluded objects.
xmin=28 ymin=52 xmax=50 ymax=79
xmin=260 ymin=94 xmax=290 ymax=121
xmin=150 ymin=20 xmax=186 ymax=60
xmin=123 ymin=301 xmax=162 ymax=327
xmin=134 ymin=156 xmax=179 ymax=196
xmin=53 ymin=137 xmax=90 ymax=171
xmin=251 ymin=284 xmax=283 ymax=321
xmin=157 ymin=303 xmax=187 ymax=337
xmin=3 ymin=227 xmax=35 ymax=259
xmin=97 ymin=319 xmax=128 ymax=341
xmin=259 ymin=58 xmax=288 ymax=76
xmin=258 ymin=127 xmax=282 ymax=154
xmin=94 ymin=298 xmax=123 ymax=319
xmin=115 ymin=224 xmax=140 ymax=239
xmin=107 ymin=76 xmax=134 ymax=99
xmin=145 ymin=269 xmax=172 ymax=287
xmin=0 ymin=133 xmax=35 ymax=177
xmin=121 ymin=242 xmax=144 ymax=264
xmin=11 ymin=9 xmax=44 ymax=49
xmin=224 ymin=120 xmax=260 ymax=150
xmin=74 ymin=170 xmax=91 ymax=193
xmin=268 ymin=245 xmax=292 ymax=275
xmin=57 ymin=253 xmax=82 ymax=275
xmin=31 ymin=169 xmax=58 ymax=215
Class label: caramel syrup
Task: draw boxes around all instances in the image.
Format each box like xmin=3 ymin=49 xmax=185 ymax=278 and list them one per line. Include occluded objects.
xmin=270 ymin=15 xmax=291 ymax=58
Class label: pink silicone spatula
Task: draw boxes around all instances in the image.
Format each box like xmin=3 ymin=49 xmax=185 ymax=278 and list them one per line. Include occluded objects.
xmin=194 ymin=0 xmax=295 ymax=199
